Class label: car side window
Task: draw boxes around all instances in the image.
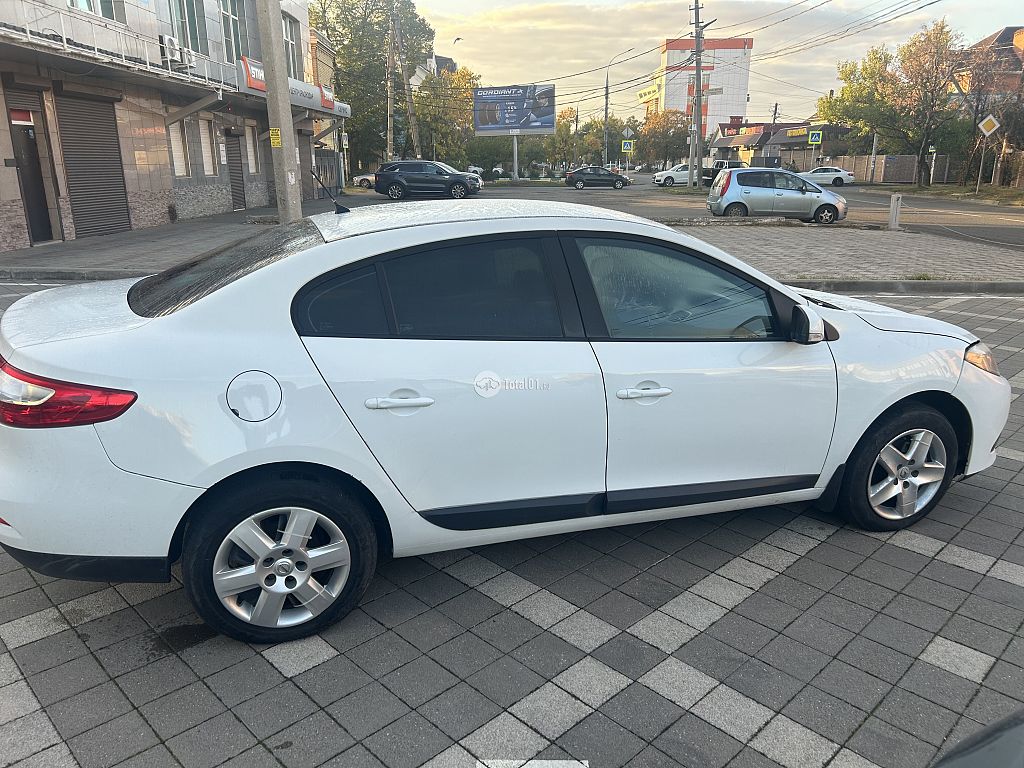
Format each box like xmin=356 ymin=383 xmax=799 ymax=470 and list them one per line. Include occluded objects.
xmin=293 ymin=265 xmax=390 ymax=337
xmin=773 ymin=173 xmax=804 ymax=191
xmin=576 ymin=238 xmax=778 ymax=341
xmin=384 ymin=239 xmax=564 ymax=339
xmin=736 ymin=171 xmax=771 ymax=188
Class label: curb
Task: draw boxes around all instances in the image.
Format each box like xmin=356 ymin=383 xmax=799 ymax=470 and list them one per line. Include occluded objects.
xmin=786 ymin=279 xmax=1024 ymax=294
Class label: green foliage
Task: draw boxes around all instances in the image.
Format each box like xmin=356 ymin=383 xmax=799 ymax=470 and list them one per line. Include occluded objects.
xmin=414 ymin=66 xmax=480 ymax=169
xmin=639 ymin=109 xmax=690 ymax=167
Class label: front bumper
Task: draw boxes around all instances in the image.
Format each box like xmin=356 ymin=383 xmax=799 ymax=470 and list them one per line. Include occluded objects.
xmin=953 ymin=362 xmax=1012 ymax=476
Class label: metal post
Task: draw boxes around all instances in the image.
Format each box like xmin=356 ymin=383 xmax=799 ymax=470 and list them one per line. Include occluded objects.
xmin=687 ymin=120 xmax=696 ymax=186
xmin=603 ymin=69 xmax=610 ymax=168
xmin=976 ymin=141 xmax=985 ymax=194
xmin=929 ymin=150 xmax=936 ymax=186
xmin=692 ymin=2 xmax=704 ymax=186
xmin=868 ymin=132 xmax=878 ymax=184
xmin=888 ymin=194 xmax=902 ymax=231
xmin=255 ymin=0 xmax=302 ymax=222
xmin=512 ymin=134 xmax=519 ymax=180
xmin=386 ymin=11 xmax=394 ymax=160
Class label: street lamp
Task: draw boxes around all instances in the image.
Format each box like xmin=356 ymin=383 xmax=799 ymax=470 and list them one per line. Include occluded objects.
xmin=604 ymin=47 xmax=634 ymax=167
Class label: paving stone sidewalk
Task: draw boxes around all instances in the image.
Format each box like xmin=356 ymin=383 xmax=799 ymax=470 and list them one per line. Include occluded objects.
xmin=0 ymin=292 xmax=1022 ymax=768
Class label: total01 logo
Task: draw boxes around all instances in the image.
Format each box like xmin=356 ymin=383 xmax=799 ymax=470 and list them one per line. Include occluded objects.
xmin=473 ymin=371 xmax=551 ymax=398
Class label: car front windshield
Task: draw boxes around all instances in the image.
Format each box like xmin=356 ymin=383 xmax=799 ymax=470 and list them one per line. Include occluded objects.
xmin=436 ymin=162 xmax=460 ymax=174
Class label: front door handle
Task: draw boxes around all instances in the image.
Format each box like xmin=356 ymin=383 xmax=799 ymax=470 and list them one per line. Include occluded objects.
xmin=776 ymin=192 xmax=784 ymax=196
xmin=616 ymin=387 xmax=673 ymax=400
xmin=365 ymin=396 xmax=435 ymax=410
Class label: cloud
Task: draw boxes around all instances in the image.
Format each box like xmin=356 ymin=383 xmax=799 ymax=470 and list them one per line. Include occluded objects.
xmin=418 ymin=0 xmax=1015 ymax=122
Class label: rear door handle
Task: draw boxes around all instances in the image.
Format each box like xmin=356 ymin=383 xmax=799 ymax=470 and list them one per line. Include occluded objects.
xmin=776 ymin=192 xmax=784 ymax=196
xmin=365 ymin=396 xmax=435 ymax=410
xmin=616 ymin=387 xmax=672 ymax=400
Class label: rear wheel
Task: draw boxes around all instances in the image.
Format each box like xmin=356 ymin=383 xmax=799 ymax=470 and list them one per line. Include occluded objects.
xmin=814 ymin=205 xmax=838 ymax=224
xmin=663 ymin=176 xmax=675 ymax=187
xmin=833 ymin=177 xmax=844 ymax=186
xmin=613 ymin=179 xmax=625 ymax=189
xmin=449 ymin=182 xmax=468 ymax=199
xmin=386 ymin=183 xmax=406 ymax=200
xmin=724 ymin=203 xmax=747 ymax=217
xmin=359 ymin=178 xmax=371 ymax=188
xmin=838 ymin=405 xmax=958 ymax=531
xmin=182 ymin=476 xmax=377 ymax=643
xmin=574 ymin=179 xmax=585 ymax=189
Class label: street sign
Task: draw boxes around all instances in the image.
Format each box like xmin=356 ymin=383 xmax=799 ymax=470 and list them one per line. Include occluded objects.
xmin=621 ymin=140 xmax=634 ymax=153
xmin=622 ymin=127 xmax=635 ymax=139
xmin=269 ymin=128 xmax=282 ymax=148
xmin=808 ymin=130 xmax=823 ymax=145
xmin=705 ymin=87 xmax=724 ymax=96
xmin=978 ymin=114 xmax=1000 ymax=137
xmin=341 ymin=132 xmax=349 ymax=150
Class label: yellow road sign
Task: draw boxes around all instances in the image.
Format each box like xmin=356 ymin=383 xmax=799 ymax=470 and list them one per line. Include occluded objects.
xmin=269 ymin=128 xmax=282 ymax=148
xmin=808 ymin=130 xmax=823 ymax=145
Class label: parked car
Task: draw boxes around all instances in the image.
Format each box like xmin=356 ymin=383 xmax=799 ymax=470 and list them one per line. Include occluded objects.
xmin=703 ymin=159 xmax=748 ymax=187
xmin=653 ymin=164 xmax=691 ymax=187
xmin=491 ymin=166 xmax=504 ymax=175
xmin=707 ymin=168 xmax=848 ymax=224
xmin=352 ymin=173 xmax=374 ymax=189
xmin=0 ymin=200 xmax=1008 ymax=642
xmin=565 ymin=166 xmax=630 ymax=189
xmin=799 ymin=166 xmax=856 ymax=186
xmin=373 ymin=160 xmax=481 ymax=199
xmin=467 ymin=165 xmax=484 ymax=175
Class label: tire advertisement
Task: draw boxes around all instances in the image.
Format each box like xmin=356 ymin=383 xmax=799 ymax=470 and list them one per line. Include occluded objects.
xmin=473 ymin=84 xmax=556 ymax=136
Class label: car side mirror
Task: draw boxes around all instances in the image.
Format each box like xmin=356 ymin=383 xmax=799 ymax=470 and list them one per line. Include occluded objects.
xmin=791 ymin=305 xmax=825 ymax=344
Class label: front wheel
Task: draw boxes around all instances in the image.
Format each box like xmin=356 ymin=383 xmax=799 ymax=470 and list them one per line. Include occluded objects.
xmin=838 ymin=405 xmax=958 ymax=531
xmin=449 ymin=183 xmax=468 ymax=199
xmin=613 ymin=179 xmax=624 ymax=189
xmin=814 ymin=205 xmax=838 ymax=224
xmin=574 ymin=180 xmax=585 ymax=189
xmin=386 ymin=183 xmax=406 ymax=200
xmin=663 ymin=176 xmax=675 ymax=187
xmin=182 ymin=476 xmax=377 ymax=643
xmin=724 ymin=203 xmax=747 ymax=217
xmin=833 ymin=178 xmax=844 ymax=186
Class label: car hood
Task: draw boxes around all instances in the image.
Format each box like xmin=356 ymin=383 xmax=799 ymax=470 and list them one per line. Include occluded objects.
xmin=794 ymin=288 xmax=977 ymax=343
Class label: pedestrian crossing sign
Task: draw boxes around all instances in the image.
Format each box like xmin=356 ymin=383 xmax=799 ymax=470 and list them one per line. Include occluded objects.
xmin=622 ymin=140 xmax=634 ymax=153
xmin=808 ymin=130 xmax=823 ymax=145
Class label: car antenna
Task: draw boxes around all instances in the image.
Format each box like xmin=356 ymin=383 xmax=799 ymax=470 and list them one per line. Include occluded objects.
xmin=309 ymin=169 xmax=349 ymax=214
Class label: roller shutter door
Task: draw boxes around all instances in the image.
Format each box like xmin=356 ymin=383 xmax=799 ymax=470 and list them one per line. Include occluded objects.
xmin=4 ymin=89 xmax=42 ymax=111
xmin=55 ymin=96 xmax=131 ymax=237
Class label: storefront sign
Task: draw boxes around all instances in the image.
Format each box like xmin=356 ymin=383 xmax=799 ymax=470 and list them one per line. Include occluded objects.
xmin=238 ymin=57 xmax=351 ymax=118
xmin=786 ymin=126 xmax=808 ymax=138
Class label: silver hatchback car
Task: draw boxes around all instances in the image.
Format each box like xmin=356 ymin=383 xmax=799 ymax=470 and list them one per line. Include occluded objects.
xmin=707 ymin=168 xmax=847 ymax=224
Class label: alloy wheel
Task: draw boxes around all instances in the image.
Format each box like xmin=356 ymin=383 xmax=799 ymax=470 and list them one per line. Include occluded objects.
xmin=450 ymin=183 xmax=467 ymax=199
xmin=816 ymin=206 xmax=837 ymax=224
xmin=387 ymin=184 xmax=405 ymax=199
xmin=664 ymin=177 xmax=674 ymax=187
xmin=212 ymin=507 xmax=352 ymax=628
xmin=867 ymin=429 xmax=947 ymax=520
xmin=575 ymin=180 xmax=585 ymax=189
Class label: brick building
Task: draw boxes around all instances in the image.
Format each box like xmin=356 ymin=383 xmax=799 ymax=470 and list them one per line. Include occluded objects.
xmin=0 ymin=0 xmax=350 ymax=252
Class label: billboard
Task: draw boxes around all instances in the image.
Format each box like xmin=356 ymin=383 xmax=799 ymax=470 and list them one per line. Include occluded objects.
xmin=473 ymin=85 xmax=555 ymax=136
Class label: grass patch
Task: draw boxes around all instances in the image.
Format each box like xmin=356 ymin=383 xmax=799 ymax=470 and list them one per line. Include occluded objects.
xmin=871 ymin=184 xmax=1024 ymax=207
xmin=662 ymin=185 xmax=710 ymax=196
xmin=909 ymin=273 xmax=936 ymax=280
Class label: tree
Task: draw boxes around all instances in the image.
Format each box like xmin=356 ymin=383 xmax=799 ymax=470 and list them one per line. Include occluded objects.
xmin=309 ymin=0 xmax=434 ymax=170
xmin=818 ymin=20 xmax=964 ymax=186
xmin=414 ymin=66 xmax=480 ymax=168
xmin=545 ymin=107 xmax=577 ymax=169
xmin=639 ymin=109 xmax=690 ymax=168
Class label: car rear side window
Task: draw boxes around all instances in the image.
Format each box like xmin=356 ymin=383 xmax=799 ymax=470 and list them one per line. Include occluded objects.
xmin=128 ymin=219 xmax=323 ymax=317
xmin=293 ymin=266 xmax=389 ymax=336
xmin=384 ymin=239 xmax=563 ymax=339
xmin=736 ymin=171 xmax=771 ymax=188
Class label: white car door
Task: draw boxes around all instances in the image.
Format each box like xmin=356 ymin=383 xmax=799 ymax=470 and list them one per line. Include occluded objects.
xmin=565 ymin=235 xmax=838 ymax=512
xmin=297 ymin=234 xmax=608 ymax=529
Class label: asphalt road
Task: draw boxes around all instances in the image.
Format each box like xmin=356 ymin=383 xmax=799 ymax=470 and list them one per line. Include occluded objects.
xmin=403 ymin=175 xmax=1024 ymax=252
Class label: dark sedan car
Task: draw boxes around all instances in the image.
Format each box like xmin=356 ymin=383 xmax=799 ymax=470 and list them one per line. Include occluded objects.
xmin=565 ymin=166 xmax=630 ymax=190
xmin=374 ymin=160 xmax=481 ymax=200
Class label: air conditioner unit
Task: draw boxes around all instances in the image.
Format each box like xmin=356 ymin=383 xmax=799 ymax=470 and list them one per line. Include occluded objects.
xmin=160 ymin=35 xmax=196 ymax=69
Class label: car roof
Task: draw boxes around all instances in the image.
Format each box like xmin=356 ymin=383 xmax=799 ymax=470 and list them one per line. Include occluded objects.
xmin=310 ymin=199 xmax=666 ymax=243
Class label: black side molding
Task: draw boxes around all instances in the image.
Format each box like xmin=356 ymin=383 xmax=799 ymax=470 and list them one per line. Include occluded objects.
xmin=419 ymin=475 xmax=819 ymax=531
xmin=1 ymin=544 xmax=171 ymax=583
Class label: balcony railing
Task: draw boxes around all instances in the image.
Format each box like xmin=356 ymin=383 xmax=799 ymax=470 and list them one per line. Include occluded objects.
xmin=0 ymin=0 xmax=239 ymax=91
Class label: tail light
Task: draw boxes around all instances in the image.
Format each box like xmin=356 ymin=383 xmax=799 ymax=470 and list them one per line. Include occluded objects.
xmin=720 ymin=171 xmax=732 ymax=195
xmin=0 ymin=355 xmax=136 ymax=428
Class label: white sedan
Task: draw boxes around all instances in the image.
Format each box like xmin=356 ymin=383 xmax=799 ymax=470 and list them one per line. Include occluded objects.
xmin=653 ymin=164 xmax=691 ymax=186
xmin=0 ymin=200 xmax=1009 ymax=642
xmin=352 ymin=172 xmax=374 ymax=188
xmin=800 ymin=166 xmax=856 ymax=186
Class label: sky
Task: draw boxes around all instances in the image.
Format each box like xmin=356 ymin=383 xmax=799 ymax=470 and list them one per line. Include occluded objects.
xmin=415 ymin=0 xmax=1019 ymax=123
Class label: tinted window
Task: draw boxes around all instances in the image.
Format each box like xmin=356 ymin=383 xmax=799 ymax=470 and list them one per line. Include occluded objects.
xmin=293 ymin=266 xmax=389 ymax=336
xmin=385 ymin=240 xmax=563 ymax=338
xmin=129 ymin=219 xmax=323 ymax=317
xmin=381 ymin=164 xmax=399 ymax=172
xmin=577 ymin=238 xmax=777 ymax=340
xmin=773 ymin=173 xmax=805 ymax=191
xmin=736 ymin=171 xmax=771 ymax=188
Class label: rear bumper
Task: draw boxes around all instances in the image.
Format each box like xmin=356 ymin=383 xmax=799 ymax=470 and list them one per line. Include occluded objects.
xmin=2 ymin=544 xmax=170 ymax=582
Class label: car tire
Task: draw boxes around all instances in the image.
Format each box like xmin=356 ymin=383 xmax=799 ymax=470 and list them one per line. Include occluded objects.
xmin=814 ymin=205 xmax=838 ymax=224
xmin=613 ymin=179 xmax=624 ymax=189
xmin=574 ymin=180 xmax=585 ymax=189
xmin=359 ymin=179 xmax=371 ymax=188
xmin=833 ymin=178 xmax=844 ymax=186
xmin=386 ymin=183 xmax=406 ymax=200
xmin=724 ymin=203 xmax=747 ymax=217
xmin=663 ymin=176 xmax=675 ymax=187
xmin=449 ymin=183 xmax=468 ymax=199
xmin=182 ymin=475 xmax=378 ymax=643
xmin=837 ymin=405 xmax=958 ymax=531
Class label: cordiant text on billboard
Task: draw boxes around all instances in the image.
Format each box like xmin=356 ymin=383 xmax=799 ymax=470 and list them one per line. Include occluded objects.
xmin=473 ymin=85 xmax=556 ymax=136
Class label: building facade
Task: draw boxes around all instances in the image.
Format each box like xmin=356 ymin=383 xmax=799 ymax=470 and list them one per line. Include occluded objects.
xmin=0 ymin=0 xmax=349 ymax=252
xmin=649 ymin=37 xmax=753 ymax=139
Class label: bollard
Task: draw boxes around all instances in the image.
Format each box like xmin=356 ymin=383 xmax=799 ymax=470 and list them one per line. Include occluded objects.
xmin=888 ymin=193 xmax=902 ymax=231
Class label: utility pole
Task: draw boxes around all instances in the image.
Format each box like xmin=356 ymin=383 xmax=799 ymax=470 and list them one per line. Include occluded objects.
xmin=604 ymin=47 xmax=634 ymax=167
xmin=765 ymin=102 xmax=778 ymax=159
xmin=385 ymin=11 xmax=395 ymax=160
xmin=393 ymin=5 xmax=422 ymax=159
xmin=692 ymin=1 xmax=705 ymax=184
xmin=255 ymin=0 xmax=301 ymax=222
xmin=868 ymin=132 xmax=879 ymax=184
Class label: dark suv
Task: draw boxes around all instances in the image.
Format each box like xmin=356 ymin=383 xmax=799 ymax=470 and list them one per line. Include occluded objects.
xmin=374 ymin=161 xmax=482 ymax=200
xmin=564 ymin=166 xmax=630 ymax=190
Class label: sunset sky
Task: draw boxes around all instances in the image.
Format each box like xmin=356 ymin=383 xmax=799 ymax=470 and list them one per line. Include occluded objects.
xmin=416 ymin=0 xmax=1018 ymax=123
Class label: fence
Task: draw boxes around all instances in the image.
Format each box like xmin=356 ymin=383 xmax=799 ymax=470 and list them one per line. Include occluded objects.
xmin=312 ymin=150 xmax=344 ymax=199
xmin=767 ymin=150 xmax=958 ymax=183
